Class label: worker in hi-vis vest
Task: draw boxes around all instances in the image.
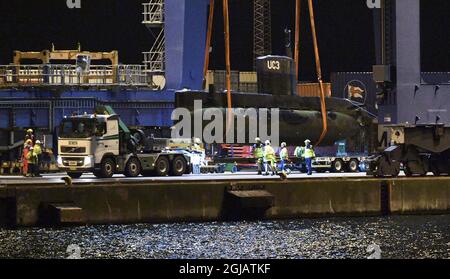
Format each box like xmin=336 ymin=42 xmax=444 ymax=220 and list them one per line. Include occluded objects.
xmin=303 ymin=139 xmax=315 ymax=175
xmin=253 ymin=137 xmax=264 ymax=175
xmin=263 ymin=140 xmax=276 ymax=176
xmin=294 ymin=145 xmax=304 ymax=159
xmin=279 ymin=142 xmax=289 ymax=173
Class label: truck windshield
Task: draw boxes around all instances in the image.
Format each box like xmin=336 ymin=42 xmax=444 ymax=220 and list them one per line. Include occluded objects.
xmin=59 ymin=118 xmax=98 ymax=138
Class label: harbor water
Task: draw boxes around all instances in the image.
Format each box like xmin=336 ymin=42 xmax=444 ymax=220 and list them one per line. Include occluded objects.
xmin=0 ymin=215 xmax=448 ymax=259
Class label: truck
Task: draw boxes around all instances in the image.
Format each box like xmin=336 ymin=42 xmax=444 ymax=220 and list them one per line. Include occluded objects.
xmin=57 ymin=106 xmax=192 ymax=179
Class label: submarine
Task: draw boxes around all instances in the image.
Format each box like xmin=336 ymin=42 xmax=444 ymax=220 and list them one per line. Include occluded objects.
xmin=175 ymin=55 xmax=373 ymax=146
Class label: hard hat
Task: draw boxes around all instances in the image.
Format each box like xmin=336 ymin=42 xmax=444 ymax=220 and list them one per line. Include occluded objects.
xmin=35 ymin=140 xmax=41 ymax=145
xmin=255 ymin=137 xmax=261 ymax=143
xmin=305 ymin=139 xmax=311 ymax=144
xmin=25 ymin=139 xmax=32 ymax=144
xmin=27 ymin=129 xmax=33 ymax=133
xmin=281 ymin=142 xmax=287 ymax=147
xmin=194 ymin=138 xmax=202 ymax=144
xmin=265 ymin=140 xmax=271 ymax=145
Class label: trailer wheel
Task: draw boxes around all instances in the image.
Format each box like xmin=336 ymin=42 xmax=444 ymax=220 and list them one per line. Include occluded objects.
xmin=171 ymin=156 xmax=186 ymax=176
xmin=99 ymin=158 xmax=116 ymax=178
xmin=348 ymin=159 xmax=360 ymax=173
xmin=67 ymin=172 xmax=82 ymax=179
xmin=155 ymin=156 xmax=170 ymax=176
xmin=332 ymin=159 xmax=344 ymax=173
xmin=124 ymin=157 xmax=141 ymax=177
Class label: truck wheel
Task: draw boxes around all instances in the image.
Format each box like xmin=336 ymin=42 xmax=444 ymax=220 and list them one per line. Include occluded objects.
xmin=155 ymin=157 xmax=170 ymax=176
xmin=171 ymin=156 xmax=187 ymax=176
xmin=348 ymin=159 xmax=360 ymax=173
xmin=124 ymin=157 xmax=141 ymax=177
xmin=332 ymin=159 xmax=344 ymax=173
xmin=67 ymin=172 xmax=82 ymax=179
xmin=100 ymin=158 xmax=116 ymax=178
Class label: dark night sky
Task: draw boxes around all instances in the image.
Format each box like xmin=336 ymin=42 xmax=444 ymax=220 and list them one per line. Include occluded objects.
xmin=0 ymin=0 xmax=448 ymax=82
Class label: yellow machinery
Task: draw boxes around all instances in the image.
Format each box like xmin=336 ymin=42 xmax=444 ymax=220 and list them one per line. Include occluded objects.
xmin=10 ymin=44 xmax=119 ymax=85
xmin=13 ymin=44 xmax=118 ymax=66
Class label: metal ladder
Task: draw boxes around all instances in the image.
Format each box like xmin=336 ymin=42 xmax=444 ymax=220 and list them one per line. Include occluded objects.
xmin=142 ymin=0 xmax=165 ymax=75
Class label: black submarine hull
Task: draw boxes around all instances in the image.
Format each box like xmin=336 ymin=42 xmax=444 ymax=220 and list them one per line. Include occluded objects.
xmin=175 ymin=91 xmax=372 ymax=146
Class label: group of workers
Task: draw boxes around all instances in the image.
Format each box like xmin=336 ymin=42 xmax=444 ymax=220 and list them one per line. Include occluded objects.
xmin=21 ymin=129 xmax=43 ymax=177
xmin=253 ymin=138 xmax=316 ymax=176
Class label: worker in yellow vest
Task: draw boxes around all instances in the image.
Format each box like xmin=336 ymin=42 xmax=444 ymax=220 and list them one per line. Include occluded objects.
xmin=294 ymin=145 xmax=305 ymax=159
xmin=303 ymin=139 xmax=316 ymax=175
xmin=26 ymin=146 xmax=38 ymax=177
xmin=33 ymin=140 xmax=43 ymax=177
xmin=279 ymin=142 xmax=289 ymax=173
xmin=253 ymin=137 xmax=264 ymax=175
xmin=263 ymin=140 xmax=276 ymax=176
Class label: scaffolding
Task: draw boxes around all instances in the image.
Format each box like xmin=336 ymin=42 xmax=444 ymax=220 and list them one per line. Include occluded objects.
xmin=253 ymin=0 xmax=272 ymax=69
xmin=142 ymin=0 xmax=165 ymax=76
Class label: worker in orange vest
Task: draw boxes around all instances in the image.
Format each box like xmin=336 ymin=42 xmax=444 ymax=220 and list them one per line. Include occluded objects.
xmin=22 ymin=139 xmax=32 ymax=176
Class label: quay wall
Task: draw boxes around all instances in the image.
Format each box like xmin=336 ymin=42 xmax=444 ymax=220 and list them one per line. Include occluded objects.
xmin=0 ymin=177 xmax=448 ymax=227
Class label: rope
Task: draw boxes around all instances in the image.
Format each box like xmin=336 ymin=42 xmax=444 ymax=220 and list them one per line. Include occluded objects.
xmin=202 ymin=0 xmax=215 ymax=90
xmin=308 ymin=0 xmax=328 ymax=147
xmin=223 ymin=0 xmax=233 ymax=137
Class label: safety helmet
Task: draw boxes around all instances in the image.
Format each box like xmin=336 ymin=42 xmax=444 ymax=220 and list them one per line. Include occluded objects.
xmin=265 ymin=140 xmax=271 ymax=146
xmin=35 ymin=140 xmax=41 ymax=145
xmin=27 ymin=129 xmax=33 ymax=133
xmin=194 ymin=138 xmax=202 ymax=144
xmin=255 ymin=137 xmax=261 ymax=143
xmin=25 ymin=139 xmax=32 ymax=144
xmin=281 ymin=142 xmax=287 ymax=147
xmin=304 ymin=139 xmax=311 ymax=144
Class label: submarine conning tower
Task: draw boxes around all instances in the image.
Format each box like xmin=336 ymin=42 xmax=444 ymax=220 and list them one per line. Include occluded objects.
xmin=256 ymin=56 xmax=297 ymax=96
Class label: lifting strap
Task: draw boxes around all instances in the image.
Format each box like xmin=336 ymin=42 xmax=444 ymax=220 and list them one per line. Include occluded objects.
xmin=203 ymin=0 xmax=215 ymax=90
xmin=307 ymin=0 xmax=328 ymax=146
xmin=223 ymin=0 xmax=233 ymax=136
xmin=294 ymin=0 xmax=301 ymax=81
xmin=202 ymin=0 xmax=233 ymax=137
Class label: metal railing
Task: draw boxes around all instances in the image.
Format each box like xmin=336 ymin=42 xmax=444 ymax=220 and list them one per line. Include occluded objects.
xmin=142 ymin=0 xmax=164 ymax=24
xmin=0 ymin=64 xmax=149 ymax=87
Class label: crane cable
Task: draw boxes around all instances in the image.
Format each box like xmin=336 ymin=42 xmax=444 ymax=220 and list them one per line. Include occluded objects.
xmin=203 ymin=0 xmax=233 ymax=138
xmin=294 ymin=0 xmax=301 ymax=81
xmin=223 ymin=0 xmax=233 ymax=136
xmin=203 ymin=0 xmax=215 ymax=90
xmin=308 ymin=0 xmax=328 ymax=147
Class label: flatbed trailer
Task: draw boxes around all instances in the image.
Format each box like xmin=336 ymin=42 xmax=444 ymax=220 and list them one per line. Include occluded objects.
xmin=312 ymin=155 xmax=367 ymax=173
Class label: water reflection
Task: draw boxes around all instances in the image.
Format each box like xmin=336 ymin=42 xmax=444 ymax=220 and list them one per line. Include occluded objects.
xmin=0 ymin=215 xmax=448 ymax=259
